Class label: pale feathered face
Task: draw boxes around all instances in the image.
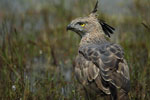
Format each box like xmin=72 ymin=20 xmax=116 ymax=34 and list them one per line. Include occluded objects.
xmin=67 ymin=16 xmax=102 ymax=37
xmin=67 ymin=0 xmax=115 ymax=38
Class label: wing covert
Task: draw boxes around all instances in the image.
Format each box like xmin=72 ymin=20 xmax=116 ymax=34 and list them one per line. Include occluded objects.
xmin=79 ymin=43 xmax=130 ymax=92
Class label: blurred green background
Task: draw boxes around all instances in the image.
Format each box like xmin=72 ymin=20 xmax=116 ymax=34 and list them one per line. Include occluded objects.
xmin=0 ymin=0 xmax=150 ymax=100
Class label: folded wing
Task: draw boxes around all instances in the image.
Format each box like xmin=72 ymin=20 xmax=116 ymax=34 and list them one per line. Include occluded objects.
xmin=78 ymin=43 xmax=130 ymax=99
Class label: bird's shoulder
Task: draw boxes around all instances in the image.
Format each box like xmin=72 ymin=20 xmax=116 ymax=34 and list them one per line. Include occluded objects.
xmin=78 ymin=42 xmax=124 ymax=62
xmin=77 ymin=42 xmax=130 ymax=92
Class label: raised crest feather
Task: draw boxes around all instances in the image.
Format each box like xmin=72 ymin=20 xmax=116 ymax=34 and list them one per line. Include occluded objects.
xmin=92 ymin=0 xmax=99 ymax=13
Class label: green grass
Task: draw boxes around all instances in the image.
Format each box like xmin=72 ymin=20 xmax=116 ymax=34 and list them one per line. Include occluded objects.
xmin=0 ymin=0 xmax=150 ymax=100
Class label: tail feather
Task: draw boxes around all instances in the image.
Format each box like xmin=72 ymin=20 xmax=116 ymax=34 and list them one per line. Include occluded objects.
xmin=117 ymin=89 xmax=129 ymax=100
xmin=111 ymin=89 xmax=129 ymax=100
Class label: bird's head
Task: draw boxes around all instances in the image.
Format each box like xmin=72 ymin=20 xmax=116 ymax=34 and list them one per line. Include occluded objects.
xmin=67 ymin=0 xmax=115 ymax=38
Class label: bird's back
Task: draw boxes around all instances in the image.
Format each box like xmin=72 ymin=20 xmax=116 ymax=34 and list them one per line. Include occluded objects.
xmin=75 ymin=42 xmax=130 ymax=100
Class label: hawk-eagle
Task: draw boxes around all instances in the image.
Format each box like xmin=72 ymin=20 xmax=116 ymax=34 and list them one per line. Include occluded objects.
xmin=67 ymin=1 xmax=130 ymax=100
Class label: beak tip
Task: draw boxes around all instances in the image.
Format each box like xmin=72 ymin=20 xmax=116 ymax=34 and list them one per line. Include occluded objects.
xmin=66 ymin=24 xmax=72 ymax=31
xmin=66 ymin=27 xmax=69 ymax=31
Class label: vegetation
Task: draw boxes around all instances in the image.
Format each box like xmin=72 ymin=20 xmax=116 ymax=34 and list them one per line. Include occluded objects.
xmin=0 ymin=0 xmax=150 ymax=100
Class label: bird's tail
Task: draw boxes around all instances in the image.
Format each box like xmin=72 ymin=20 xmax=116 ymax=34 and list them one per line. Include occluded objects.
xmin=117 ymin=89 xmax=129 ymax=100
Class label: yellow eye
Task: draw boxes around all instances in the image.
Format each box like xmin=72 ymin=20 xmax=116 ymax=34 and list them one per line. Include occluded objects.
xmin=80 ymin=23 xmax=85 ymax=27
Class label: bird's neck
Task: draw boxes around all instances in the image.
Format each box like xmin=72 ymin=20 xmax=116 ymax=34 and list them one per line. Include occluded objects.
xmin=79 ymin=32 xmax=108 ymax=46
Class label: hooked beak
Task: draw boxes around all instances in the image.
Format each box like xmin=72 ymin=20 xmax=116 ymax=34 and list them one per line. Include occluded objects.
xmin=66 ymin=24 xmax=74 ymax=31
xmin=66 ymin=23 xmax=83 ymax=38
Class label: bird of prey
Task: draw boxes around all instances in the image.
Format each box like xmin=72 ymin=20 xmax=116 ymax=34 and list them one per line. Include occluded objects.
xmin=67 ymin=1 xmax=130 ymax=100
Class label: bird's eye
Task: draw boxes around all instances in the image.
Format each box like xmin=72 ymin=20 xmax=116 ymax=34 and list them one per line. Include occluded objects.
xmin=78 ymin=22 xmax=85 ymax=27
xmin=80 ymin=23 xmax=85 ymax=27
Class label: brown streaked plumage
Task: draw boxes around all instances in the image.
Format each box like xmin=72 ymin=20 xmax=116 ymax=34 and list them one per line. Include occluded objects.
xmin=67 ymin=1 xmax=130 ymax=100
